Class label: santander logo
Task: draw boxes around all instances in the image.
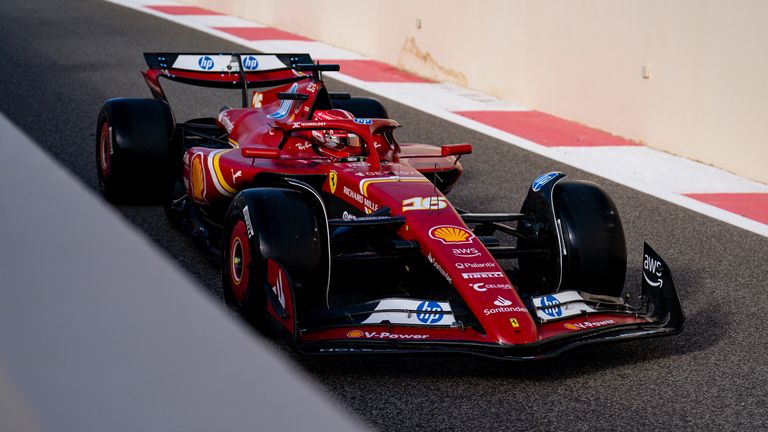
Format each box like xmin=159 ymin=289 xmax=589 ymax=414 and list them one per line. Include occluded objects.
xmin=493 ymin=296 xmax=512 ymax=306
xmin=483 ymin=296 xmax=527 ymax=316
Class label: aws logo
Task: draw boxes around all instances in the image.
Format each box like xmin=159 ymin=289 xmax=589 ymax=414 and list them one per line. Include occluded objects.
xmin=643 ymin=254 xmax=664 ymax=287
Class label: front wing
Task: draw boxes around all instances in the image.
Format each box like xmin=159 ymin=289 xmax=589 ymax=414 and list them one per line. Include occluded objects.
xmin=287 ymin=243 xmax=684 ymax=360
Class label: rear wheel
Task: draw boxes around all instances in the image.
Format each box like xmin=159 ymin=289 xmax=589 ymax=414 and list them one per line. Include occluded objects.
xmin=332 ymin=97 xmax=388 ymax=119
xmin=553 ymin=181 xmax=627 ymax=296
xmin=95 ymin=98 xmax=175 ymax=203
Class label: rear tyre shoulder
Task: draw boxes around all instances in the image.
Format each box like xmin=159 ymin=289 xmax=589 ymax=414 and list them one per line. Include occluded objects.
xmin=331 ymin=97 xmax=388 ymax=119
xmin=96 ymin=98 xmax=175 ymax=204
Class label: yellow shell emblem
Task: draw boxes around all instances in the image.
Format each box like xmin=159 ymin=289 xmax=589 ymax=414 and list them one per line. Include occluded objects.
xmin=429 ymin=225 xmax=474 ymax=244
xmin=190 ymin=153 xmax=206 ymax=203
xmin=347 ymin=330 xmax=363 ymax=338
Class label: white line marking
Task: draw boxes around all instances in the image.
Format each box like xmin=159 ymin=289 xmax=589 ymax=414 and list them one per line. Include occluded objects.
xmin=247 ymin=41 xmax=366 ymax=60
xmin=103 ymin=0 xmax=768 ymax=238
xmin=184 ymin=15 xmax=268 ymax=28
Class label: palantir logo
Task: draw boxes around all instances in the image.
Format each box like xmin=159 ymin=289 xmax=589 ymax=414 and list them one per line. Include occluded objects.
xmin=540 ymin=295 xmax=562 ymax=318
xmin=198 ymin=55 xmax=215 ymax=71
xmin=242 ymin=55 xmax=259 ymax=71
xmin=416 ymin=301 xmax=444 ymax=324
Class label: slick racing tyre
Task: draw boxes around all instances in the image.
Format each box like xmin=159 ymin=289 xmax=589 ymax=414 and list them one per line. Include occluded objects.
xmin=331 ymin=97 xmax=388 ymax=119
xmin=553 ymin=181 xmax=627 ymax=296
xmin=222 ymin=185 xmax=330 ymax=327
xmin=96 ymin=98 xmax=175 ymax=203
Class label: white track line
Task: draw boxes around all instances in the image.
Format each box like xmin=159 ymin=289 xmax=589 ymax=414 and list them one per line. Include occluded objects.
xmin=248 ymin=41 xmax=367 ymax=60
xmin=105 ymin=0 xmax=768 ymax=238
xmin=181 ymin=15 xmax=267 ymax=28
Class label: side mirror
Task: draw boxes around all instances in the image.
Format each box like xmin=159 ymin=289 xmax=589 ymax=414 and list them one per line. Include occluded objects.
xmin=241 ymin=147 xmax=281 ymax=159
xmin=441 ymin=143 xmax=473 ymax=157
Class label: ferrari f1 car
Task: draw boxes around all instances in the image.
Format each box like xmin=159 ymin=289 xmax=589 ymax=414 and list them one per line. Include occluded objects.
xmin=96 ymin=53 xmax=684 ymax=360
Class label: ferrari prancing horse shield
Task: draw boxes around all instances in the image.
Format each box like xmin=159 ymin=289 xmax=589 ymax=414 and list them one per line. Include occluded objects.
xmin=328 ymin=170 xmax=338 ymax=194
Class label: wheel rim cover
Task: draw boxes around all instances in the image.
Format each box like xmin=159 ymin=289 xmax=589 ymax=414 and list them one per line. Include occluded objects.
xmin=229 ymin=220 xmax=250 ymax=302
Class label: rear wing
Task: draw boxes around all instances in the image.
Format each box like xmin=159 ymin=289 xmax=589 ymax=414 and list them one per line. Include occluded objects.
xmin=142 ymin=52 xmax=327 ymax=107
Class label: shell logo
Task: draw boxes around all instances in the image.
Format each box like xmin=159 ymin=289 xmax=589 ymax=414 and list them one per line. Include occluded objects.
xmin=190 ymin=153 xmax=206 ymax=203
xmin=347 ymin=330 xmax=364 ymax=338
xmin=429 ymin=225 xmax=474 ymax=244
xmin=564 ymin=323 xmax=580 ymax=330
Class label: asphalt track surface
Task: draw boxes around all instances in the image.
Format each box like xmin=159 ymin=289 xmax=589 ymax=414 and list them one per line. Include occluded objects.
xmin=2 ymin=1 xmax=767 ymax=430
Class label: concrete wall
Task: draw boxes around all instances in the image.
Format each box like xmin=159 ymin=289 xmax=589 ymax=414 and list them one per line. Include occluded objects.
xmin=187 ymin=0 xmax=768 ymax=184
xmin=0 ymin=113 xmax=365 ymax=431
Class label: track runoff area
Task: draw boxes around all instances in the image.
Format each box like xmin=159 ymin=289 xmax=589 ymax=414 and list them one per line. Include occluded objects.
xmin=110 ymin=0 xmax=768 ymax=238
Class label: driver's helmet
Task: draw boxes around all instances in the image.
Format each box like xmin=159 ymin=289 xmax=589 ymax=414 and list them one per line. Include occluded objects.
xmin=310 ymin=109 xmax=360 ymax=150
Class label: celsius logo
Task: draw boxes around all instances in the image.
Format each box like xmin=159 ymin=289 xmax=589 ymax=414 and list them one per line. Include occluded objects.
xmin=197 ymin=56 xmax=214 ymax=70
xmin=471 ymin=283 xmax=513 ymax=292
xmin=416 ymin=301 xmax=444 ymax=324
xmin=242 ymin=55 xmax=259 ymax=71
xmin=540 ymin=295 xmax=562 ymax=318
xmin=532 ymin=172 xmax=559 ymax=192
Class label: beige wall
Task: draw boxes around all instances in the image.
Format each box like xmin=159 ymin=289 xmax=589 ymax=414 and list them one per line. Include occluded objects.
xmin=188 ymin=0 xmax=768 ymax=184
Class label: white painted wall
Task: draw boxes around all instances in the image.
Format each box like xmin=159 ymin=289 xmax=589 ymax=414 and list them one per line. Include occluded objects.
xmin=186 ymin=0 xmax=768 ymax=184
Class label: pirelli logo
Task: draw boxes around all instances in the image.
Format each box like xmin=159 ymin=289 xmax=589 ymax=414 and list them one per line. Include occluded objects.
xmin=461 ymin=272 xmax=504 ymax=279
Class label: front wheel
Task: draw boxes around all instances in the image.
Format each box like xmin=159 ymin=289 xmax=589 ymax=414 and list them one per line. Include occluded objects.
xmin=222 ymin=185 xmax=330 ymax=327
xmin=222 ymin=204 xmax=267 ymax=326
xmin=554 ymin=181 xmax=627 ymax=296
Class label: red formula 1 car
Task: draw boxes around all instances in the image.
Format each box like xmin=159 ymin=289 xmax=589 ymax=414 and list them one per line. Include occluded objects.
xmin=96 ymin=53 xmax=684 ymax=359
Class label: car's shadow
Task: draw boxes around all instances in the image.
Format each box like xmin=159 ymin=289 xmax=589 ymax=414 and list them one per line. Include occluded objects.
xmin=116 ymin=200 xmax=716 ymax=383
xmin=293 ymin=267 xmax=717 ymax=381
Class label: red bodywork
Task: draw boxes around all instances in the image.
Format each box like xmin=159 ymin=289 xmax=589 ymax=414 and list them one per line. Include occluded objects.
xmin=141 ymin=53 xmax=682 ymax=359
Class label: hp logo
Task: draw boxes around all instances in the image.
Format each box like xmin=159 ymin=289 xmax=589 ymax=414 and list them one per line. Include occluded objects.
xmin=197 ymin=56 xmax=214 ymax=70
xmin=242 ymin=56 xmax=259 ymax=71
xmin=540 ymin=295 xmax=562 ymax=318
xmin=416 ymin=301 xmax=444 ymax=324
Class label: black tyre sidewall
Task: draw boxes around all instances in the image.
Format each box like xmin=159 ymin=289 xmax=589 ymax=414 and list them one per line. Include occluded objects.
xmin=96 ymin=110 xmax=117 ymax=201
xmin=554 ymin=181 xmax=627 ymax=296
xmin=222 ymin=202 xmax=267 ymax=326
xmin=95 ymin=98 xmax=174 ymax=204
xmin=331 ymin=97 xmax=388 ymax=119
